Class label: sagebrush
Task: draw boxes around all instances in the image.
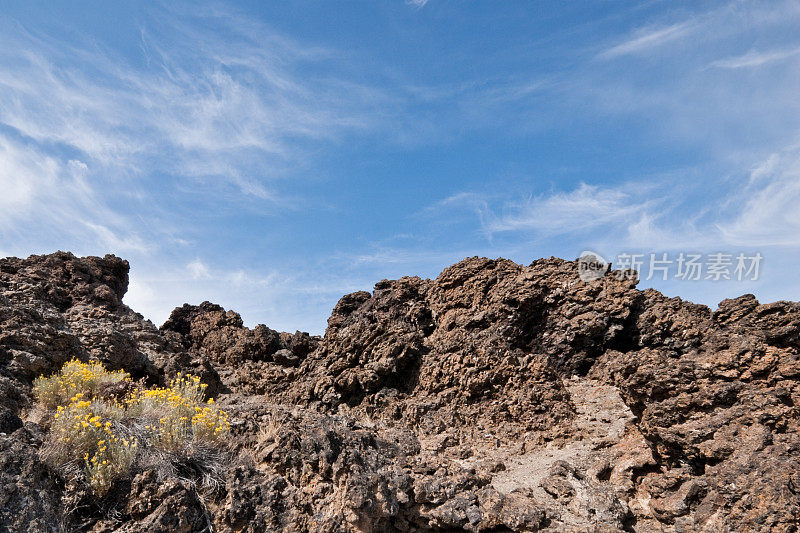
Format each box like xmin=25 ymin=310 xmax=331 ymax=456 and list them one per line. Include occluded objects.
xmin=35 ymin=359 xmax=230 ymax=495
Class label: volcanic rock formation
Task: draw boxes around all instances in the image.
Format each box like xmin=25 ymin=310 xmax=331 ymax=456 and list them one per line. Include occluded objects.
xmin=0 ymin=251 xmax=798 ymax=531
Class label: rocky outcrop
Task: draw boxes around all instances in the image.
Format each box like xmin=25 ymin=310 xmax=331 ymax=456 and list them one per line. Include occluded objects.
xmin=161 ymin=301 xmax=319 ymax=396
xmin=287 ymin=257 xmax=641 ymax=447
xmin=162 ymin=301 xmax=318 ymax=365
xmin=0 ymin=252 xmax=225 ymax=404
xmin=0 ymin=423 xmax=63 ymax=532
xmin=590 ymin=291 xmax=800 ymax=530
xmin=0 ymin=251 xmax=799 ymax=531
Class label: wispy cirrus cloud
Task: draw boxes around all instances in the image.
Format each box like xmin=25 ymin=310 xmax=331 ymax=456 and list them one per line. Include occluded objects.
xmin=717 ymin=144 xmax=800 ymax=246
xmin=0 ymin=12 xmax=381 ymax=189
xmin=0 ymin=133 xmax=150 ymax=254
xmin=710 ymin=47 xmax=800 ymax=69
xmin=406 ymin=0 xmax=430 ymax=8
xmin=335 ymin=0 xmax=800 ymax=310
xmin=485 ymin=183 xmax=657 ymax=236
xmin=598 ymin=21 xmax=695 ymax=59
xmin=430 ymin=139 xmax=800 ymax=256
xmin=0 ymin=4 xmax=393 ymax=260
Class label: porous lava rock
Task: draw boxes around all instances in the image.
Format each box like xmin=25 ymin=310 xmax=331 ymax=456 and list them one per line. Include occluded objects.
xmin=0 ymin=251 xmax=799 ymax=531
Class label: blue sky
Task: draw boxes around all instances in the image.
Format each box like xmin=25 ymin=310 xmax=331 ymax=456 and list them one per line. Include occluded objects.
xmin=1 ymin=0 xmax=799 ymax=334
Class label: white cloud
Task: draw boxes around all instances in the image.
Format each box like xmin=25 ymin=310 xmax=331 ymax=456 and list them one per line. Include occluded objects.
xmin=81 ymin=222 xmax=151 ymax=254
xmin=710 ymin=47 xmax=800 ymax=69
xmin=187 ymin=259 xmax=211 ymax=280
xmin=486 ymin=183 xmax=655 ymax=236
xmin=717 ymin=146 xmax=800 ymax=246
xmin=422 ymin=137 xmax=800 ymax=258
xmin=0 ymin=10 xmax=383 ymax=202
xmin=598 ymin=21 xmax=695 ymax=59
xmin=749 ymin=154 xmax=781 ymax=183
xmin=417 ymin=191 xmax=491 ymax=226
xmin=0 ymin=135 xmax=56 ymax=218
xmin=486 ymin=144 xmax=800 ymax=251
xmin=0 ymin=133 xmax=148 ymax=254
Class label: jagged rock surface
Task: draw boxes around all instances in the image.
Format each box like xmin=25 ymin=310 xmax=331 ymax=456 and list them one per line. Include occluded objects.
xmin=161 ymin=301 xmax=319 ymax=396
xmin=0 ymin=251 xmax=798 ymax=531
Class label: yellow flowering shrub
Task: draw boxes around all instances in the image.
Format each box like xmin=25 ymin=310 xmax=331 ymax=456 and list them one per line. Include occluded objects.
xmin=127 ymin=373 xmax=230 ymax=452
xmin=192 ymin=403 xmax=231 ymax=444
xmin=36 ymin=362 xmax=229 ymax=495
xmin=46 ymin=394 xmax=135 ymax=495
xmin=126 ymin=373 xmax=204 ymax=415
xmin=33 ymin=359 xmax=129 ymax=409
xmin=84 ymin=435 xmax=137 ymax=495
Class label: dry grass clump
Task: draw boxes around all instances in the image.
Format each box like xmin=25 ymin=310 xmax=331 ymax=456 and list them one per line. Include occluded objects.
xmin=35 ymin=360 xmax=230 ymax=495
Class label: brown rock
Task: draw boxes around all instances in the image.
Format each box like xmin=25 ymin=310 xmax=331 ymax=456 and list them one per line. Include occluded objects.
xmin=1 ymin=251 xmax=800 ymax=531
